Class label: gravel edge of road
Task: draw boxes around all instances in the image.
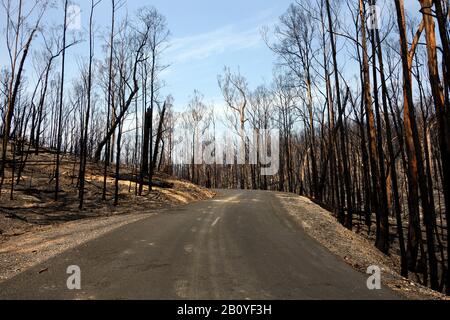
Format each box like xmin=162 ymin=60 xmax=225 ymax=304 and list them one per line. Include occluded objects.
xmin=275 ymin=192 xmax=448 ymax=300
xmin=0 ymin=212 xmax=158 ymax=283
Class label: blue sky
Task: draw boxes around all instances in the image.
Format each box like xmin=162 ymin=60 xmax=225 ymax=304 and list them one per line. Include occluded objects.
xmin=65 ymin=0 xmax=293 ymax=111
xmin=0 ymin=0 xmax=422 ymax=113
xmin=153 ymin=0 xmax=291 ymax=109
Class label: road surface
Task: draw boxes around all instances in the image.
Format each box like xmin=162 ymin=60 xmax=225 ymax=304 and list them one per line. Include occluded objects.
xmin=0 ymin=190 xmax=399 ymax=300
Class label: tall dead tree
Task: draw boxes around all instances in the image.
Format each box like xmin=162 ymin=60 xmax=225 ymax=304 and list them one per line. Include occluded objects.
xmin=93 ymin=7 xmax=159 ymax=165
xmin=152 ymin=99 xmax=169 ymax=171
xmin=0 ymin=0 xmax=47 ymax=195
xmin=134 ymin=7 xmax=169 ymax=195
xmin=431 ymin=0 xmax=450 ymax=295
xmin=357 ymin=0 xmax=389 ymax=253
xmin=325 ymin=0 xmax=354 ymax=228
xmin=394 ymin=0 xmax=438 ymax=289
xmin=419 ymin=0 xmax=448 ymax=291
xmin=102 ymin=0 xmax=117 ymax=201
xmin=370 ymin=0 xmax=407 ymax=275
xmin=79 ymin=0 xmax=101 ymax=210
xmin=54 ymin=0 xmax=68 ymax=201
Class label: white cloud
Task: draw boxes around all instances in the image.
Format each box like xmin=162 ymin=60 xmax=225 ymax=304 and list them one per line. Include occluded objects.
xmin=167 ymin=25 xmax=261 ymax=64
xmin=166 ymin=9 xmax=277 ymax=64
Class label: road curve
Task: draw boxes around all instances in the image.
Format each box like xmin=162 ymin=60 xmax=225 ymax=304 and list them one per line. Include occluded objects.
xmin=0 ymin=190 xmax=399 ymax=300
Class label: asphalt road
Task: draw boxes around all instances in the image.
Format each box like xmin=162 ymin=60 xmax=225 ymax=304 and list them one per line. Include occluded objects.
xmin=0 ymin=190 xmax=399 ymax=300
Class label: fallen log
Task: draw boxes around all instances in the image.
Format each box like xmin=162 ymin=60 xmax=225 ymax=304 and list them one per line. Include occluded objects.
xmin=0 ymin=208 xmax=28 ymax=222
xmin=109 ymin=173 xmax=174 ymax=189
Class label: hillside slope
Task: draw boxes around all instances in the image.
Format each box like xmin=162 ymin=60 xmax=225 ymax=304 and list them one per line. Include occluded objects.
xmin=0 ymin=144 xmax=214 ymax=247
